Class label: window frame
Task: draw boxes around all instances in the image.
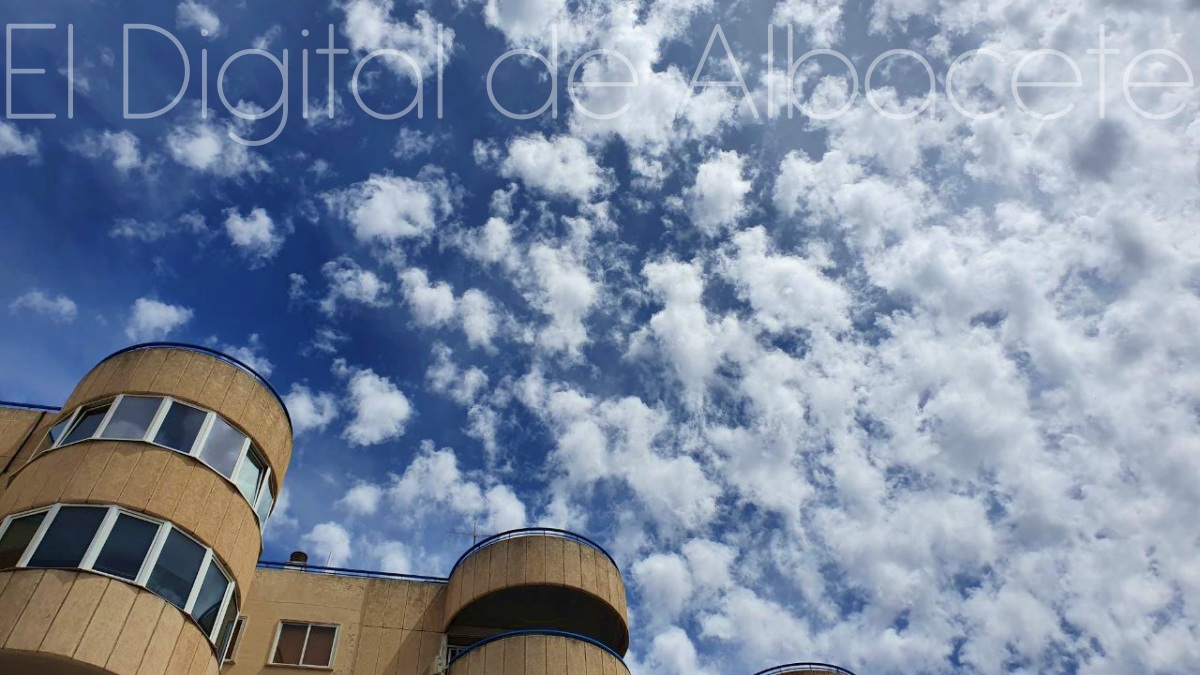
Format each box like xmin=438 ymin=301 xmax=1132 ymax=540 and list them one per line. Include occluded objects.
xmin=221 ymin=616 xmax=246 ymax=664
xmin=0 ymin=504 xmax=238 ymax=646
xmin=40 ymin=395 xmax=277 ymax=525
xmin=268 ymin=621 xmax=341 ymax=669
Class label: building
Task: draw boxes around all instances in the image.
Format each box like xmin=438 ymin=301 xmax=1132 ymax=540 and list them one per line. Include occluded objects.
xmin=0 ymin=343 xmax=855 ymax=675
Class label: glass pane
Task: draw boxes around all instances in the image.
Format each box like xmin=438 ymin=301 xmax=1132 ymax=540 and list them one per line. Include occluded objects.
xmin=233 ymin=451 xmax=264 ymax=504
xmin=0 ymin=512 xmax=46 ymax=568
xmin=220 ymin=614 xmax=243 ymax=662
xmin=48 ymin=416 xmax=71 ymax=444
xmin=302 ymin=625 xmax=336 ymax=666
xmin=27 ymin=506 xmax=106 ymax=568
xmin=99 ymin=396 xmax=162 ymax=441
xmin=191 ymin=562 xmax=230 ymax=635
xmin=92 ymin=514 xmax=158 ymax=580
xmin=62 ymin=404 xmax=111 ymax=445
xmin=255 ymin=485 xmax=275 ymax=522
xmin=146 ymin=529 xmax=205 ymax=610
xmin=273 ymin=623 xmax=307 ymax=664
xmin=152 ymin=402 xmax=207 ymax=453
xmin=198 ymin=417 xmax=245 ymax=478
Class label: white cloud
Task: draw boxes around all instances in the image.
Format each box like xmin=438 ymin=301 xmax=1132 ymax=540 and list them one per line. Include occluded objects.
xmin=71 ymin=130 xmax=144 ymax=172
xmin=0 ymin=121 xmax=39 ymax=158
xmin=224 ymin=207 xmax=285 ymax=263
xmin=686 ymin=150 xmax=752 ymax=236
xmin=125 ymin=298 xmax=193 ymax=341
xmin=386 ymin=443 xmax=526 ymax=532
xmin=400 ymin=268 xmax=457 ymax=327
xmin=109 ymin=213 xmax=210 ymax=243
xmin=284 ymin=384 xmax=340 ymax=434
xmin=337 ymin=483 xmax=383 ymax=516
xmin=219 ymin=334 xmax=273 ymax=377
xmin=483 ymin=0 xmax=566 ymax=46
xmin=529 ymin=244 xmax=598 ymax=355
xmin=339 ymin=1 xmax=453 ymax=82
xmin=336 ymin=361 xmax=413 ymax=446
xmin=772 ymin=0 xmax=846 ymax=48
xmin=323 ymin=172 xmax=451 ymax=243
xmin=500 ymin=134 xmax=611 ymax=202
xmin=632 ymin=553 xmax=694 ymax=623
xmin=300 ymin=522 xmax=352 ymax=567
xmin=319 ymin=257 xmax=392 ymax=316
xmin=370 ymin=540 xmax=413 ymax=574
xmin=176 ymin=1 xmax=221 ymax=37
xmin=9 ymin=290 xmax=77 ymax=323
xmin=165 ymin=114 xmax=269 ymax=177
xmin=459 ymin=289 xmax=499 ymax=349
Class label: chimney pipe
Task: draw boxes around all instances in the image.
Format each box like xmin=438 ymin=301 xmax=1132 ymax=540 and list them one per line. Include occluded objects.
xmin=286 ymin=550 xmax=309 ymax=568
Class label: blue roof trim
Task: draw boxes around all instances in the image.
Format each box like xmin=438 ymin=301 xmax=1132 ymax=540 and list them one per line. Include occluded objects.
xmin=448 ymin=629 xmax=629 ymax=670
xmin=0 ymin=401 xmax=61 ymax=413
xmin=99 ymin=342 xmax=291 ymax=430
xmin=751 ymin=664 xmax=859 ymax=675
xmin=449 ymin=527 xmax=620 ymax=575
xmin=257 ymin=560 xmax=448 ymax=583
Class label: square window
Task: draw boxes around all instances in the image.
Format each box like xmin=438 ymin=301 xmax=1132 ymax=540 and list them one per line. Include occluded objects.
xmin=152 ymin=401 xmax=207 ymax=454
xmin=92 ymin=513 xmax=159 ymax=581
xmin=0 ymin=512 xmax=47 ymax=568
xmin=61 ymin=403 xmax=111 ymax=445
xmin=272 ymin=622 xmax=338 ymax=667
xmin=100 ymin=396 xmax=163 ymax=441
xmin=27 ymin=506 xmax=106 ymax=569
xmin=191 ymin=561 xmax=231 ymax=635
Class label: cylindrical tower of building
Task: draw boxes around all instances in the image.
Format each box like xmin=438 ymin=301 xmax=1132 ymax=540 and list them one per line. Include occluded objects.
xmin=751 ymin=664 xmax=859 ymax=675
xmin=0 ymin=343 xmax=291 ymax=675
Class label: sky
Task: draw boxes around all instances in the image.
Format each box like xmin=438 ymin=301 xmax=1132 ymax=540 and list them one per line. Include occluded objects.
xmin=2 ymin=0 xmax=1200 ymax=673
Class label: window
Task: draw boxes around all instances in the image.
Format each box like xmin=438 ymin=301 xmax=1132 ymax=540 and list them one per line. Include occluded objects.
xmin=0 ymin=511 xmax=46 ymax=568
xmin=191 ymin=560 xmax=231 ymax=634
xmin=153 ymin=401 xmax=207 ymax=453
xmin=92 ymin=513 xmax=158 ymax=580
xmin=271 ymin=622 xmax=339 ymax=668
xmin=255 ymin=483 xmax=276 ymax=522
xmin=146 ymin=529 xmax=205 ymax=610
xmin=0 ymin=505 xmax=236 ymax=646
xmin=61 ymin=402 xmax=111 ymax=445
xmin=220 ymin=614 xmax=244 ymax=663
xmin=198 ymin=417 xmax=246 ymax=478
xmin=43 ymin=398 xmax=273 ymax=522
xmin=100 ymin=396 xmax=163 ymax=441
xmin=233 ymin=450 xmax=265 ymax=505
xmin=26 ymin=506 xmax=106 ymax=569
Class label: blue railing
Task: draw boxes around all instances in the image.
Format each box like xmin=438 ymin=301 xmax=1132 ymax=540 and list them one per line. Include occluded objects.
xmin=257 ymin=560 xmax=447 ymax=583
xmin=450 ymin=527 xmax=620 ymax=574
xmin=752 ymin=664 xmax=858 ymax=675
xmin=99 ymin=342 xmax=291 ymax=429
xmin=448 ymin=629 xmax=629 ymax=671
xmin=0 ymin=400 xmax=61 ymax=413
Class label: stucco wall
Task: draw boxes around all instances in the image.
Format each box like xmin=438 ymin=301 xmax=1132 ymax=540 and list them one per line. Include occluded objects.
xmin=0 ymin=568 xmax=219 ymax=675
xmin=448 ymin=633 xmax=628 ymax=675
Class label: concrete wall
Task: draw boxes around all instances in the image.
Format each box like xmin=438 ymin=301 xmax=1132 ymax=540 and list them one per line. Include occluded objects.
xmin=223 ymin=569 xmax=447 ymax=675
xmin=443 ymin=536 xmax=628 ymax=631
xmin=448 ymin=633 xmax=628 ymax=675
xmin=0 ymin=568 xmax=220 ymax=675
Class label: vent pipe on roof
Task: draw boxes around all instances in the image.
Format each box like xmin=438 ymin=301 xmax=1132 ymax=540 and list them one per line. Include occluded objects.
xmin=287 ymin=551 xmax=309 ymax=568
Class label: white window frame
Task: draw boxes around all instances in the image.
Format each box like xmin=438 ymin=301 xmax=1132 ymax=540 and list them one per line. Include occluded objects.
xmin=222 ymin=616 xmax=246 ymax=663
xmin=0 ymin=504 xmax=237 ymax=645
xmin=40 ymin=397 xmax=276 ymax=524
xmin=268 ymin=621 xmax=341 ymax=669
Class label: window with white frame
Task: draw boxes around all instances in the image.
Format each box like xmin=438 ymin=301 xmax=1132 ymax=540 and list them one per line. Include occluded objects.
xmin=43 ymin=396 xmax=276 ymax=524
xmin=221 ymin=615 xmax=245 ymax=663
xmin=271 ymin=622 xmax=339 ymax=668
xmin=0 ymin=504 xmax=237 ymax=646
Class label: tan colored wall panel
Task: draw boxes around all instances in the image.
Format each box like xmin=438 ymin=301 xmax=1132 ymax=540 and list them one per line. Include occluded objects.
xmin=0 ymin=568 xmax=43 ymax=645
xmin=104 ymin=590 xmax=166 ymax=674
xmin=505 ymin=537 xmax=527 ymax=587
xmin=75 ymin=576 xmax=138 ymax=667
xmin=564 ymin=538 xmax=583 ymax=589
xmin=126 ymin=349 xmax=168 ymax=393
xmin=40 ymin=573 xmax=109 ymax=657
xmin=5 ymin=568 xmax=72 ymax=650
xmin=134 ymin=599 xmax=186 ymax=675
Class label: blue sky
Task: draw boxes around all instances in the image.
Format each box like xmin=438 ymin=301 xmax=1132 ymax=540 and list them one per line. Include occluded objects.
xmin=3 ymin=0 xmax=1200 ymax=673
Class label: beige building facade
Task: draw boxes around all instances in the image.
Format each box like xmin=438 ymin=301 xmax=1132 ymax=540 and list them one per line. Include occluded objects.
xmin=0 ymin=343 xmax=854 ymax=675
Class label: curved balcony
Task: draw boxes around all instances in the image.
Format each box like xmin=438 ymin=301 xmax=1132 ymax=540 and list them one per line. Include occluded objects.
xmin=448 ymin=629 xmax=629 ymax=675
xmin=752 ymin=664 xmax=859 ymax=675
xmin=443 ymin=529 xmax=629 ymax=655
xmin=0 ymin=568 xmax=222 ymax=674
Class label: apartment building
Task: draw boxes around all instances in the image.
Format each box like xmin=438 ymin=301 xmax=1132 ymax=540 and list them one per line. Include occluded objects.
xmin=0 ymin=342 xmax=854 ymax=675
